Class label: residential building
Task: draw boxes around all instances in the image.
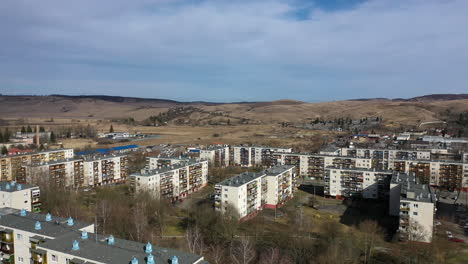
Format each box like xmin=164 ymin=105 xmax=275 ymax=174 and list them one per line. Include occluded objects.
xmin=0 ymin=149 xmax=74 ymax=182
xmin=214 ymin=165 xmax=296 ymax=219
xmin=0 ymin=209 xmax=94 ymax=264
xmin=146 ymin=156 xmax=187 ymax=170
xmin=0 ymin=208 xmax=204 ymax=264
xmin=129 ymin=160 xmax=208 ymax=200
xmin=230 ymin=146 xmax=292 ymax=167
xmin=389 ymin=173 xmax=435 ymax=242
xmin=23 ymin=155 xmax=129 ymax=188
xmin=0 ymin=181 xmax=41 ymax=212
xmin=199 ymin=146 xmax=230 ymax=167
xmin=324 ymin=167 xmax=393 ymax=199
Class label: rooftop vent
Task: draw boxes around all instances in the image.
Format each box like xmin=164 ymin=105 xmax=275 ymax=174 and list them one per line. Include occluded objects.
xmin=20 ymin=208 xmax=27 ymax=216
xmin=131 ymin=257 xmax=138 ymax=264
xmin=17 ymin=184 xmax=22 ymax=191
xmin=81 ymin=231 xmax=88 ymax=240
xmin=46 ymin=213 xmax=52 ymax=222
xmin=5 ymin=183 xmax=10 ymax=190
xmin=108 ymin=235 xmax=115 ymax=245
xmin=172 ymin=256 xmax=179 ymax=264
xmin=72 ymin=240 xmax=80 ymax=251
xmin=147 ymin=254 xmax=155 ymax=264
xmin=35 ymin=221 xmax=42 ymax=230
xmin=145 ymin=242 xmax=152 ymax=253
xmin=67 ymin=217 xmax=74 ymax=226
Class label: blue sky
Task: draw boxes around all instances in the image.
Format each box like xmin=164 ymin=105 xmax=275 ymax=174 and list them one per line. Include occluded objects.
xmin=0 ymin=0 xmax=467 ymax=102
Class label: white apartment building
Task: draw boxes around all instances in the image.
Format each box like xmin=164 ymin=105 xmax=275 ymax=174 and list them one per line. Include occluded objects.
xmin=0 ymin=208 xmax=94 ymax=264
xmin=230 ymin=146 xmax=292 ymax=167
xmin=130 ymin=160 xmax=208 ymax=200
xmin=199 ymin=146 xmax=230 ymax=167
xmin=324 ymin=167 xmax=393 ymax=199
xmin=389 ymin=173 xmax=435 ymax=243
xmin=0 ymin=208 xmax=203 ymax=264
xmin=214 ymin=165 xmax=295 ymax=219
xmin=82 ymin=154 xmax=129 ymax=187
xmin=0 ymin=181 xmax=41 ymax=212
xmin=146 ymin=156 xmax=187 ymax=170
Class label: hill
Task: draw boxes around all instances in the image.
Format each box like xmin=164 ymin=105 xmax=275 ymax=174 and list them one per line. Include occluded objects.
xmin=1 ymin=94 xmax=467 ymax=128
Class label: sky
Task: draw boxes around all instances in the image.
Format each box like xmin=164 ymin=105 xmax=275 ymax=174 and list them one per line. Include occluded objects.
xmin=0 ymin=0 xmax=467 ymax=102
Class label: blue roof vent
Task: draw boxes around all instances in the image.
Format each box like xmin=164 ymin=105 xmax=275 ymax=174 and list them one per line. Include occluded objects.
xmin=81 ymin=231 xmax=88 ymax=240
xmin=108 ymin=235 xmax=115 ymax=245
xmin=17 ymin=184 xmax=22 ymax=191
xmin=35 ymin=221 xmax=42 ymax=230
xmin=11 ymin=181 xmax=16 ymax=186
xmin=72 ymin=240 xmax=80 ymax=251
xmin=5 ymin=183 xmax=10 ymax=190
xmin=67 ymin=217 xmax=74 ymax=226
xmin=145 ymin=242 xmax=152 ymax=253
xmin=172 ymin=256 xmax=179 ymax=264
xmin=131 ymin=257 xmax=139 ymax=264
xmin=46 ymin=213 xmax=52 ymax=222
xmin=147 ymin=254 xmax=155 ymax=264
xmin=20 ymin=209 xmax=27 ymax=216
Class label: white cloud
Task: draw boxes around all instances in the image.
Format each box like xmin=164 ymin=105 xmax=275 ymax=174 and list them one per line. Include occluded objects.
xmin=0 ymin=0 xmax=467 ymax=101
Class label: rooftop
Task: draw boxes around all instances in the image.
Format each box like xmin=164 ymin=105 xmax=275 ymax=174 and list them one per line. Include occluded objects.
xmin=38 ymin=231 xmax=203 ymax=264
xmin=28 ymin=158 xmax=84 ymax=167
xmin=218 ymin=171 xmax=266 ymax=187
xmin=324 ymin=166 xmax=392 ymax=174
xmin=0 ymin=181 xmax=38 ymax=192
xmin=0 ymin=210 xmax=93 ymax=238
xmin=391 ymin=172 xmax=434 ymax=203
xmin=132 ymin=160 xmax=205 ymax=177
xmin=264 ymin=165 xmax=295 ymax=176
xmin=0 ymin=148 xmax=73 ymax=159
xmin=81 ymin=154 xmax=126 ymax=161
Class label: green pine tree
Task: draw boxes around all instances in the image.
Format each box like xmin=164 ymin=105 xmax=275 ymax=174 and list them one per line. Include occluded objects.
xmin=39 ymin=126 xmax=45 ymax=132
xmin=26 ymin=125 xmax=32 ymax=133
xmin=1 ymin=146 xmax=7 ymax=155
xmin=0 ymin=132 xmax=3 ymax=143
xmin=21 ymin=126 xmax=26 ymax=133
xmin=50 ymin=131 xmax=56 ymax=143
xmin=109 ymin=125 xmax=114 ymax=133
xmin=3 ymin=128 xmax=10 ymax=142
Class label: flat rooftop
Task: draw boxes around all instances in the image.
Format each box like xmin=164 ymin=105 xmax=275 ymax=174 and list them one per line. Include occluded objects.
xmin=132 ymin=160 xmax=205 ymax=177
xmin=38 ymin=231 xmax=203 ymax=264
xmin=264 ymin=165 xmax=295 ymax=176
xmin=0 ymin=148 xmax=73 ymax=159
xmin=81 ymin=154 xmax=126 ymax=161
xmin=324 ymin=166 xmax=392 ymax=174
xmin=218 ymin=171 xmax=266 ymax=187
xmin=391 ymin=172 xmax=434 ymax=203
xmin=0 ymin=209 xmax=92 ymax=238
xmin=28 ymin=158 xmax=84 ymax=167
xmin=0 ymin=181 xmax=38 ymax=192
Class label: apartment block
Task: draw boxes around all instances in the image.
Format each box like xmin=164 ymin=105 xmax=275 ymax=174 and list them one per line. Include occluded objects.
xmin=388 ymin=159 xmax=468 ymax=189
xmin=0 ymin=208 xmax=204 ymax=264
xmin=389 ymin=173 xmax=435 ymax=242
xmin=230 ymin=146 xmax=292 ymax=167
xmin=324 ymin=167 xmax=393 ymax=199
xmin=0 ymin=181 xmax=41 ymax=212
xmin=24 ymin=155 xmax=129 ymax=188
xmin=129 ymin=160 xmax=208 ymax=200
xmin=82 ymin=154 xmax=129 ymax=187
xmin=146 ymin=156 xmax=187 ymax=170
xmin=0 ymin=209 xmax=94 ymax=264
xmin=214 ymin=165 xmax=296 ymax=219
xmin=199 ymin=146 xmax=230 ymax=167
xmin=0 ymin=149 xmax=74 ymax=182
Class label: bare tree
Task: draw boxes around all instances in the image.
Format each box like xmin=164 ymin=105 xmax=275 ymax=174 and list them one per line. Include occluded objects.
xmin=186 ymin=225 xmax=205 ymax=255
xmin=132 ymin=199 xmax=148 ymax=242
xmin=358 ymin=220 xmax=383 ymax=264
xmin=407 ymin=220 xmax=429 ymax=242
xmin=96 ymin=199 xmax=112 ymax=234
xmin=230 ymin=236 xmax=256 ymax=264
xmin=209 ymin=245 xmax=225 ymax=264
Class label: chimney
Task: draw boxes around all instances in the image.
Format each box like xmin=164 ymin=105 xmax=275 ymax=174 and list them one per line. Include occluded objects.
xmin=36 ymin=125 xmax=40 ymax=148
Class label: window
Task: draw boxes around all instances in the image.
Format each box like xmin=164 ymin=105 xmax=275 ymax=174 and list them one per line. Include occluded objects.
xmin=18 ymin=257 xmax=24 ymax=263
xmin=52 ymin=255 xmax=58 ymax=262
xmin=413 ymin=204 xmax=418 ymax=208
xmin=413 ymin=212 xmax=418 ymax=216
xmin=16 ymin=233 xmax=22 ymax=240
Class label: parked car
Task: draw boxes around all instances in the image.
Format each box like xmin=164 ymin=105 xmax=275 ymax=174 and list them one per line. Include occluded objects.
xmin=446 ymin=231 xmax=453 ymax=238
xmin=449 ymin=237 xmax=465 ymax=243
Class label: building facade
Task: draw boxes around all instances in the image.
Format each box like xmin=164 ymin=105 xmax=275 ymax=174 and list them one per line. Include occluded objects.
xmin=214 ymin=165 xmax=296 ymax=219
xmin=0 ymin=182 xmax=41 ymax=212
xmin=389 ymin=173 xmax=435 ymax=242
xmin=199 ymin=147 xmax=230 ymax=167
xmin=129 ymin=160 xmax=209 ymax=200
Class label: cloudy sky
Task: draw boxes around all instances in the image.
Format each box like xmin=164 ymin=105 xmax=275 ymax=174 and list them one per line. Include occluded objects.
xmin=1 ymin=0 xmax=467 ymax=102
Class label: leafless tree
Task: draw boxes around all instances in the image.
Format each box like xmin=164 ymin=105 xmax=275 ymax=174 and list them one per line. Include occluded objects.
xmin=186 ymin=225 xmax=205 ymax=255
xmin=132 ymin=200 xmax=148 ymax=242
xmin=230 ymin=236 xmax=256 ymax=264
xmin=96 ymin=199 xmax=112 ymax=234
xmin=209 ymin=245 xmax=225 ymax=264
xmin=358 ymin=220 xmax=383 ymax=264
